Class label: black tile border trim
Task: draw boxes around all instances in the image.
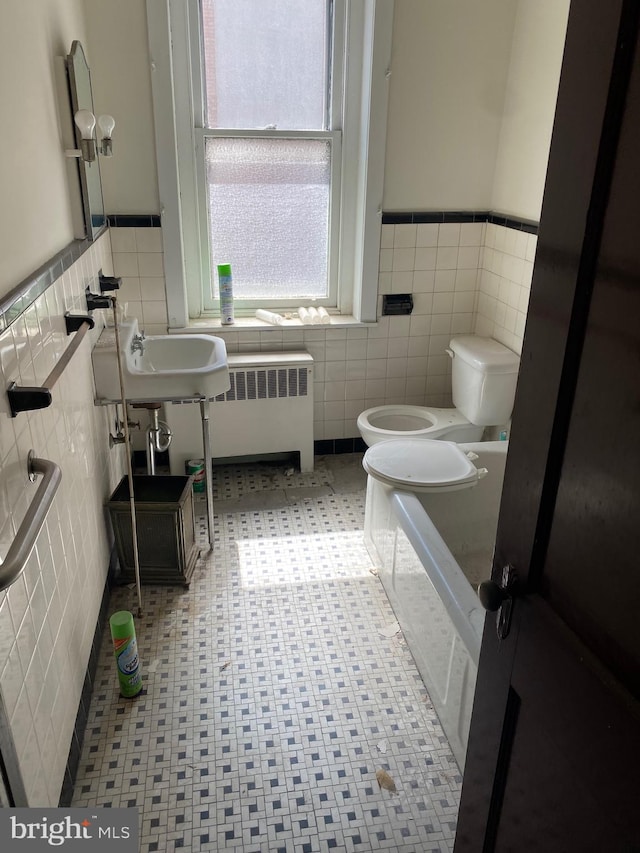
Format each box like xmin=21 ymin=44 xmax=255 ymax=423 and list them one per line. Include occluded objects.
xmin=59 ymin=547 xmax=117 ymax=807
xmin=487 ymin=213 xmax=539 ymax=235
xmin=0 ymin=231 xmax=104 ymax=334
xmin=314 ymin=437 xmax=367 ymax=456
xmin=107 ymin=214 xmax=161 ymax=228
xmin=382 ymin=210 xmax=539 ymax=235
xmin=383 ymin=211 xmax=491 ymax=225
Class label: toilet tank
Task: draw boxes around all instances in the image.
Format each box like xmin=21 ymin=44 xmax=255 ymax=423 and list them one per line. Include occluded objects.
xmin=449 ymin=336 xmax=520 ymax=426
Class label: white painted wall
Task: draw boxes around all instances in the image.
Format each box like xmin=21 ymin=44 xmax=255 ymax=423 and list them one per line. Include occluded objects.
xmin=82 ymin=0 xmax=566 ymax=221
xmin=0 ymin=0 xmax=88 ymax=296
xmin=83 ymin=0 xmax=523 ymax=217
xmin=383 ymin=0 xmax=518 ymax=211
xmin=491 ymin=0 xmax=570 ymax=220
xmin=83 ymin=0 xmax=159 ymax=213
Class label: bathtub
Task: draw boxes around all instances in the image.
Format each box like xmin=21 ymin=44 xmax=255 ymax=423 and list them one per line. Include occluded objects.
xmin=363 ymin=441 xmax=508 ymax=770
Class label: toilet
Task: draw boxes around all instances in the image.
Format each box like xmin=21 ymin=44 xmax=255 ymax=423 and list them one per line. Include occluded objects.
xmin=357 ymin=335 xmax=520 ymax=446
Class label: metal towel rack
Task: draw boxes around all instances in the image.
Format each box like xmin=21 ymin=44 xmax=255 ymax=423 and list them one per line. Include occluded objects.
xmin=6 ymin=313 xmax=94 ymax=417
xmin=0 ymin=451 xmax=61 ymax=591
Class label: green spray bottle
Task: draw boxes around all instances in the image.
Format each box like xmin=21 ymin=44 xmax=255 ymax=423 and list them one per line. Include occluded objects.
xmin=218 ymin=263 xmax=235 ymax=325
xmin=109 ymin=611 xmax=143 ymax=698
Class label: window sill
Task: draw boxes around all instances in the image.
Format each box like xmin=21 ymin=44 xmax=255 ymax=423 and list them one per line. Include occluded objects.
xmin=169 ymin=315 xmax=375 ymax=334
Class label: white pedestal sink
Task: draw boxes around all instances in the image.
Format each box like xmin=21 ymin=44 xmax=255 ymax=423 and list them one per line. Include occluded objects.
xmin=92 ymin=318 xmax=230 ymax=553
xmin=92 ymin=318 xmax=230 ymax=402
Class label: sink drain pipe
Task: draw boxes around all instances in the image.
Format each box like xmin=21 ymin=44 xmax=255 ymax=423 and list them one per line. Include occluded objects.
xmin=141 ymin=404 xmax=172 ymax=475
xmin=111 ymin=298 xmax=144 ymax=618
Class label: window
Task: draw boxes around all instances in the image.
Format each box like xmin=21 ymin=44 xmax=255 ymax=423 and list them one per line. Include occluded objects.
xmin=198 ymin=0 xmax=339 ymax=309
xmin=148 ymin=0 xmax=393 ymax=325
xmin=203 ymin=137 xmax=334 ymax=304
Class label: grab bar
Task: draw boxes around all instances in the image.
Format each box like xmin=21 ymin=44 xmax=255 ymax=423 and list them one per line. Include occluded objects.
xmin=0 ymin=451 xmax=61 ymax=591
xmin=7 ymin=314 xmax=94 ymax=417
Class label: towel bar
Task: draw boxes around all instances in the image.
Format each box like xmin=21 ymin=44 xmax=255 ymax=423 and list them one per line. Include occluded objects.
xmin=6 ymin=315 xmax=94 ymax=417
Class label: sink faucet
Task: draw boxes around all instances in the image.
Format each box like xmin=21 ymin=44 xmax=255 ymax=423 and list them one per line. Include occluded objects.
xmin=130 ymin=332 xmax=145 ymax=355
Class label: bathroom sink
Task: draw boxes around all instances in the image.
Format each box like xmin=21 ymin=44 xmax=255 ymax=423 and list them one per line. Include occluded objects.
xmin=92 ymin=318 xmax=230 ymax=401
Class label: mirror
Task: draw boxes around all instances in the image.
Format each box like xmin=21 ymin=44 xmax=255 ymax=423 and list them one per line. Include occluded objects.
xmin=66 ymin=41 xmax=106 ymax=240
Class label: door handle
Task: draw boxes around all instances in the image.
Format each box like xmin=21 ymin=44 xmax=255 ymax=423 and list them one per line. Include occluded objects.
xmin=478 ymin=564 xmax=518 ymax=640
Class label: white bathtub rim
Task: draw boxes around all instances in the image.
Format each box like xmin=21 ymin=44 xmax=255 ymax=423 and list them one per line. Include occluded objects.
xmin=391 ymin=489 xmax=484 ymax=665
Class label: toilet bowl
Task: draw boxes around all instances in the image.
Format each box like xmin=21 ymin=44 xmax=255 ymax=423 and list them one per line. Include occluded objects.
xmin=357 ymin=336 xmax=520 ymax=447
xmin=357 ymin=405 xmax=484 ymax=446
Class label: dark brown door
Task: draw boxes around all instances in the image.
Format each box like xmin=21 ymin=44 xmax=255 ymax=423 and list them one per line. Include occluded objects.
xmin=456 ymin=2 xmax=640 ymax=850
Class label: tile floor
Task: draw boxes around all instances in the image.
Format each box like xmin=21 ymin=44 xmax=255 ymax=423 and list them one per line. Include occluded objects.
xmin=72 ymin=455 xmax=462 ymax=851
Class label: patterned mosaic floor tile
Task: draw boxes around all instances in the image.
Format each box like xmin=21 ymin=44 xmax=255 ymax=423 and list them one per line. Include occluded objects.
xmin=73 ymin=457 xmax=461 ymax=851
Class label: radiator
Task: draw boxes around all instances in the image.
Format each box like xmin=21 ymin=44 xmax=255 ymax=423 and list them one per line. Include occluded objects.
xmin=166 ymin=352 xmax=315 ymax=473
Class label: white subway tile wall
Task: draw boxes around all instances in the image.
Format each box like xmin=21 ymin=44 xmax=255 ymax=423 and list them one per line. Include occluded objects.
xmin=0 ymin=232 xmax=125 ymax=805
xmin=114 ymin=221 xmax=536 ymax=440
xmin=110 ymin=227 xmax=168 ymax=333
xmin=475 ymin=223 xmax=536 ymax=353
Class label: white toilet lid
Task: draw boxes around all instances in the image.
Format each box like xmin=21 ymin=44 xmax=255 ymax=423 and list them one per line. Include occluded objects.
xmin=363 ymin=439 xmax=481 ymax=492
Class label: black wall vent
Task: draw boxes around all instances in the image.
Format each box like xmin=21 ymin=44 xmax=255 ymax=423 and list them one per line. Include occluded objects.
xmin=382 ymin=294 xmax=414 ymax=315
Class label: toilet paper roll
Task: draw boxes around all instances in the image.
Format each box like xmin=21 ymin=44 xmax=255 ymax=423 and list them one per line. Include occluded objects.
xmin=255 ymin=309 xmax=284 ymax=325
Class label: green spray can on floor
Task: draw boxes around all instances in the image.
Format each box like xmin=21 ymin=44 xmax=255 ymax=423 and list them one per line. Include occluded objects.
xmin=109 ymin=610 xmax=143 ymax=698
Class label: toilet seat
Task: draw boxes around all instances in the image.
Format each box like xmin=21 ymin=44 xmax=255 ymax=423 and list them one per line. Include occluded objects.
xmin=363 ymin=439 xmax=486 ymax=492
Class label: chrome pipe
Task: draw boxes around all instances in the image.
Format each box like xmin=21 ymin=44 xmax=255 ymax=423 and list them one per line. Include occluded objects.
xmin=200 ymin=398 xmax=215 ymax=550
xmin=112 ymin=300 xmax=144 ymax=617
xmin=146 ymin=427 xmax=156 ymax=475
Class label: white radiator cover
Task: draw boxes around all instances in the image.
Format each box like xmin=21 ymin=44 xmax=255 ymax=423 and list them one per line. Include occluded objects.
xmin=166 ymin=352 xmax=314 ymax=473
